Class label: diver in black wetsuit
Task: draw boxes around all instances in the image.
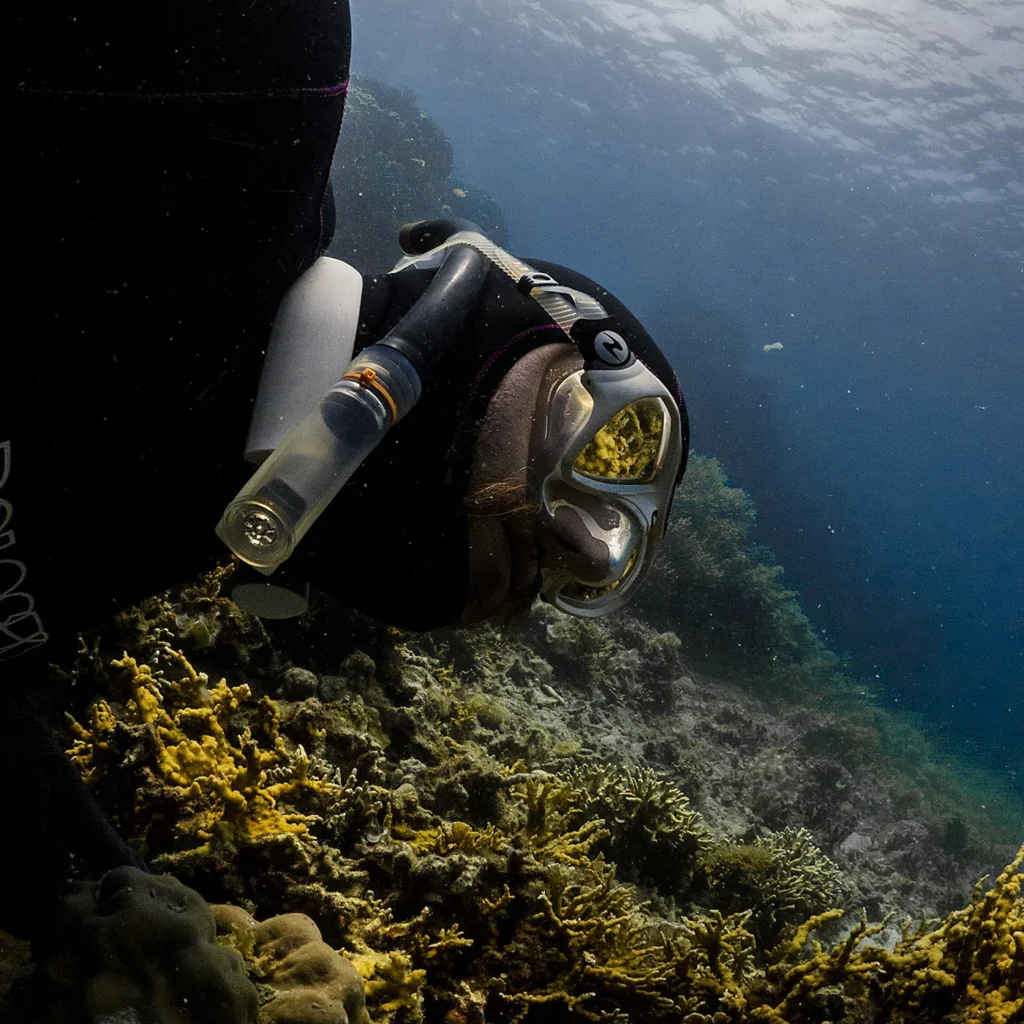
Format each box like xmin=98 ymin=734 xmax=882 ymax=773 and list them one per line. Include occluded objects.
xmin=3 ymin=0 xmax=688 ymax=939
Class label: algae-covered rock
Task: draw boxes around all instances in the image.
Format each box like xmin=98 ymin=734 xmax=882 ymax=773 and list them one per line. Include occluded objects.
xmin=40 ymin=867 xmax=257 ymax=1023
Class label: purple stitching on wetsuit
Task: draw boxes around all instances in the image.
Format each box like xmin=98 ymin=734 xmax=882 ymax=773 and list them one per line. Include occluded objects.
xmin=16 ymin=79 xmax=350 ymax=102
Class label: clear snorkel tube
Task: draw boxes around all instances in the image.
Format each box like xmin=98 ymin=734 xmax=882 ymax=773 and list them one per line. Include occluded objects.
xmin=217 ymin=219 xmax=489 ymax=573
xmin=217 ymin=347 xmax=421 ymax=571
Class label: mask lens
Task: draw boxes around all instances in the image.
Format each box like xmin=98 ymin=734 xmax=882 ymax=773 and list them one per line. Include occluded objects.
xmin=573 ymin=397 xmax=668 ymax=483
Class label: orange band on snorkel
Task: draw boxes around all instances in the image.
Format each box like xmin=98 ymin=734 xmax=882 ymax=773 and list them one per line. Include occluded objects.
xmin=342 ymin=367 xmax=398 ymax=422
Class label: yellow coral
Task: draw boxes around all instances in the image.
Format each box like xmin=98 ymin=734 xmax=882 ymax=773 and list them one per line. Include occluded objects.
xmin=882 ymin=843 xmax=1024 ymax=1024
xmin=411 ymin=821 xmax=505 ymax=856
xmin=350 ymin=949 xmax=427 ymax=1023
xmin=66 ymin=647 xmax=339 ymax=855
xmin=753 ymin=910 xmax=885 ymax=1021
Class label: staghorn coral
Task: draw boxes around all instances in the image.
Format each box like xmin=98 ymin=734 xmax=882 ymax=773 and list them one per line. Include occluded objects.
xmin=705 ymin=827 xmax=844 ymax=946
xmin=750 ymin=909 xmax=890 ymax=1022
xmin=487 ymin=863 xmax=760 ymax=1023
xmin=740 ymin=845 xmax=1024 ymax=1023
xmin=350 ymin=949 xmax=427 ymax=1023
xmin=65 ymin=647 xmax=340 ymax=862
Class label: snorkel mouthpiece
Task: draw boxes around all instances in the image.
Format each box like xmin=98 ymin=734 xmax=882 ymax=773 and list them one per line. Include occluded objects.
xmin=217 ymin=346 xmax=420 ymax=571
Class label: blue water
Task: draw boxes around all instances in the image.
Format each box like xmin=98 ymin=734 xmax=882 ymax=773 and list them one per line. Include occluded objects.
xmin=349 ymin=0 xmax=1023 ymax=793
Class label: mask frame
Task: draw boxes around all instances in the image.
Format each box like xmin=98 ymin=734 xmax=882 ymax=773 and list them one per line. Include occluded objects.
xmin=535 ymin=359 xmax=683 ymax=616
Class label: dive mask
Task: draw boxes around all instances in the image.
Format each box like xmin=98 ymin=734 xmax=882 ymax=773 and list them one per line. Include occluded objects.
xmin=389 ymin=239 xmax=684 ymax=615
xmin=536 ymin=354 xmax=682 ymax=616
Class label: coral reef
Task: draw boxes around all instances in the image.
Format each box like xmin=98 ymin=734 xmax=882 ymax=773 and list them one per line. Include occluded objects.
xmin=328 ymin=76 xmax=508 ymax=274
xmin=560 ymin=763 xmax=714 ymax=896
xmin=9 ymin=571 xmax=1012 ymax=1024
xmin=2 ymin=464 xmax=1022 ymax=1022
xmin=876 ymin=843 xmax=1024 ymax=1023
xmin=214 ymin=907 xmax=370 ymax=1024
xmin=633 ymin=454 xmax=832 ymax=677
xmin=2 ymin=54 xmax=1020 ymax=1024
xmin=64 ymin=646 xmax=346 ymax=866
xmin=705 ymin=827 xmax=844 ymax=946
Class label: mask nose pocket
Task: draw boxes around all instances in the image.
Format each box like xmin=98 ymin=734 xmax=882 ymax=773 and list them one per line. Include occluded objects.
xmin=544 ymin=496 xmax=640 ymax=589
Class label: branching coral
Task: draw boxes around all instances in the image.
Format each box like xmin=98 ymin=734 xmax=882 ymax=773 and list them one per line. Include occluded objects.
xmin=876 ymin=842 xmax=1024 ymax=1023
xmin=738 ymin=844 xmax=1024 ymax=1023
xmin=351 ymin=948 xmax=427 ymax=1023
xmin=706 ymin=827 xmax=844 ymax=946
xmin=750 ymin=909 xmax=889 ymax=1022
xmin=565 ymin=763 xmax=714 ymax=895
xmin=65 ymin=646 xmax=343 ymax=861
xmin=490 ymin=864 xmax=760 ymax=1024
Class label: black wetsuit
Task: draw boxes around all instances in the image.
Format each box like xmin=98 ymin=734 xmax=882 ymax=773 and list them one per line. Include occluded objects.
xmin=4 ymin=0 xmax=351 ymax=937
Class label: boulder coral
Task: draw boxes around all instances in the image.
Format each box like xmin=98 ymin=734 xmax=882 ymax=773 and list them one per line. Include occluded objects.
xmin=37 ymin=866 xmax=258 ymax=1023
xmin=214 ymin=907 xmax=370 ymax=1024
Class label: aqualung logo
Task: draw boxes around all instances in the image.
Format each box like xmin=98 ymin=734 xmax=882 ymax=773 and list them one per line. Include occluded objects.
xmin=593 ymin=330 xmax=630 ymax=367
xmin=0 ymin=440 xmax=49 ymax=659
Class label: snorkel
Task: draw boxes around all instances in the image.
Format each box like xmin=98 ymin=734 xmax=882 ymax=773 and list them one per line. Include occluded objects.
xmin=217 ymin=219 xmax=489 ymax=573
